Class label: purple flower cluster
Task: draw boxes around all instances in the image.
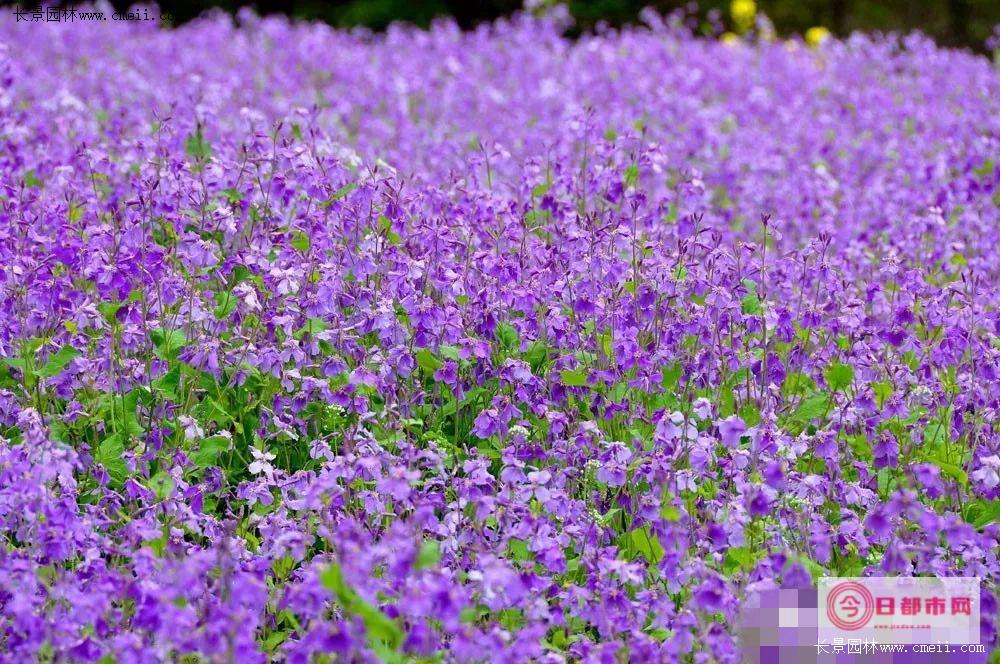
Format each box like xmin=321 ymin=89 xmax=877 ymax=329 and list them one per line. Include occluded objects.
xmin=0 ymin=5 xmax=998 ymax=662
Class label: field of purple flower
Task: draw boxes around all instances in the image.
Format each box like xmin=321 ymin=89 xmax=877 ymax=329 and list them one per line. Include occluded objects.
xmin=0 ymin=4 xmax=998 ymax=662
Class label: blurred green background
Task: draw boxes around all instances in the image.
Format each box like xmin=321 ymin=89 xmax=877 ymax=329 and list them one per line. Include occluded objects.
xmin=96 ymin=0 xmax=1000 ymax=51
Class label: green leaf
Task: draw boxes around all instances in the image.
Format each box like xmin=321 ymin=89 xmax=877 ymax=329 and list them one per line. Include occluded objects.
xmin=35 ymin=345 xmax=80 ymax=378
xmin=213 ymin=291 xmax=238 ymax=319
xmin=599 ymin=331 xmax=613 ymax=360
xmin=152 ymin=366 xmax=181 ymax=400
xmin=325 ymin=182 xmax=357 ymax=206
xmin=834 ymin=553 xmax=866 ymax=577
xmin=824 ymin=363 xmax=854 ymax=392
xmin=151 ymin=329 xmax=186 ymax=359
xmin=495 ymin=322 xmax=519 ymax=350
xmin=23 ymin=170 xmax=43 ymax=189
xmin=415 ymin=348 xmax=442 ymax=373
xmin=782 ymin=371 xmax=815 ymax=397
xmin=647 ymin=628 xmax=672 ymax=642
xmin=2 ymin=356 xmax=28 ymax=373
xmin=262 ymin=632 xmax=288 ymax=654
xmin=973 ymin=159 xmax=995 ymax=179
xmin=440 ymin=386 xmax=485 ymax=418
xmin=560 ymin=369 xmax=589 ymax=387
xmin=872 ymin=380 xmax=893 ymax=407
xmin=524 ymin=341 xmax=549 ymax=371
xmin=106 ymin=390 xmax=144 ymax=438
xmin=439 ymin=344 xmax=462 ymax=362
xmin=321 ymin=564 xmax=403 ymax=650
xmin=415 ymin=540 xmax=441 ymax=570
xmin=148 ymin=472 xmax=174 ymax=500
xmin=660 ymin=504 xmax=682 ymax=522
xmin=740 ymin=280 xmax=762 ymax=315
xmin=741 ymin=293 xmax=763 ymax=315
xmin=290 ymin=231 xmax=311 ymax=253
xmin=203 ymin=398 xmax=233 ymax=425
xmin=96 ymin=433 xmax=128 ymax=486
xmin=319 ymin=562 xmax=351 ymax=603
xmin=722 ymin=546 xmax=764 ymax=575
xmin=67 ymin=203 xmax=84 ymax=222
xmin=661 ymin=362 xmax=683 ymax=389
xmin=221 ymin=188 xmax=243 ymax=204
xmin=629 ymin=526 xmax=664 ymax=564
xmin=964 ymin=500 xmax=1000 ymax=529
xmin=923 ymin=421 xmax=948 ymax=447
xmin=799 ymin=555 xmax=828 ymax=580
xmin=508 ymin=538 xmax=532 ymax=562
xmin=293 ymin=317 xmax=328 ymax=340
xmin=460 ymin=606 xmax=484 ymax=624
xmin=185 ymin=127 xmax=212 ymax=162
xmin=369 ymin=641 xmax=406 ymax=664
xmin=599 ymin=507 xmax=622 ymax=527
xmin=190 ymin=435 xmax=232 ymax=468
xmin=624 ymin=163 xmax=639 ymax=188
xmin=790 ymin=393 xmax=829 ymax=423
xmin=98 ymin=301 xmax=122 ymax=324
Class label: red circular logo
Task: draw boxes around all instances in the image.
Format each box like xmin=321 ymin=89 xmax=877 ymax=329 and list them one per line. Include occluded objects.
xmin=827 ymin=582 xmax=875 ymax=630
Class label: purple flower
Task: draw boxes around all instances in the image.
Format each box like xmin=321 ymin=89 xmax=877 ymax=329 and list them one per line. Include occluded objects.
xmin=472 ymin=408 xmax=500 ymax=438
xmin=433 ymin=360 xmax=458 ymax=386
xmin=747 ymin=488 xmax=772 ymax=517
xmin=692 ymin=576 xmax=727 ymax=613
xmin=864 ymin=507 xmax=894 ymax=540
xmin=692 ymin=398 xmax=712 ymax=420
xmin=1 ymin=11 xmax=996 ymax=660
xmin=716 ymin=416 xmax=746 ymax=448
xmin=872 ymin=432 xmax=899 ymax=469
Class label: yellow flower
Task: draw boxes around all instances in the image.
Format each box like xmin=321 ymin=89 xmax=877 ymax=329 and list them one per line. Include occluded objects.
xmin=721 ymin=32 xmax=741 ymax=46
xmin=730 ymin=0 xmax=756 ymax=33
xmin=805 ymin=26 xmax=831 ymax=47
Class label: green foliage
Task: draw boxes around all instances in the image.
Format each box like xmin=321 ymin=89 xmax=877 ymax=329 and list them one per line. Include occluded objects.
xmin=148 ymin=472 xmax=174 ymax=500
xmin=151 ymin=329 xmax=187 ymax=359
xmin=23 ymin=169 xmax=43 ymax=189
xmin=190 ymin=435 xmax=232 ymax=468
xmin=824 ymin=362 xmax=854 ymax=392
xmin=740 ymin=279 xmax=763 ymax=316
xmin=290 ymin=231 xmax=311 ymax=253
xmin=185 ymin=127 xmax=212 ymax=163
xmin=964 ymin=500 xmax=1000 ymax=529
xmin=790 ymin=393 xmax=829 ymax=423
xmin=722 ymin=546 xmax=764 ymax=575
xmin=321 ymin=563 xmax=404 ymax=653
xmin=293 ymin=318 xmax=328 ymax=340
xmin=508 ymin=538 xmax=532 ymax=562
xmin=415 ymin=348 xmax=443 ymax=373
xmin=624 ymin=526 xmax=663 ymax=564
xmin=96 ymin=433 xmax=128 ymax=486
xmin=415 ymin=540 xmax=441 ymax=570
xmin=560 ymin=369 xmax=588 ymax=387
xmin=494 ymin=322 xmax=519 ymax=351
xmin=213 ymin=291 xmax=238 ymax=319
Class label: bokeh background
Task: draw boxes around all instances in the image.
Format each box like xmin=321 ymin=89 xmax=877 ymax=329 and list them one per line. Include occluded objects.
xmin=155 ymin=1 xmax=997 ymax=51
xmin=2 ymin=0 xmax=999 ymax=51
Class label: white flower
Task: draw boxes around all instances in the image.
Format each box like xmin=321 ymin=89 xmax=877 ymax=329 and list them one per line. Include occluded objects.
xmin=692 ymin=398 xmax=713 ymax=420
xmin=971 ymin=455 xmax=1000 ymax=491
xmin=179 ymin=415 xmax=203 ymax=441
xmin=248 ymin=447 xmax=276 ymax=477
